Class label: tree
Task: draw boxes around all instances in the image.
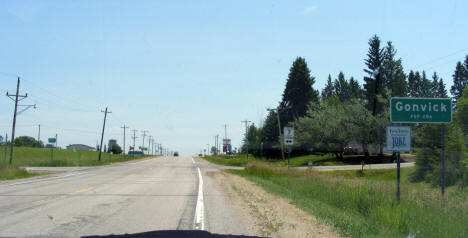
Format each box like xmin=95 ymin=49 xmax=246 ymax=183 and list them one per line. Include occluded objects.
xmin=280 ymin=57 xmax=319 ymax=123
xmin=407 ymin=70 xmax=432 ymax=97
xmin=349 ymin=77 xmax=363 ymax=100
xmin=14 ymin=136 xmax=43 ymax=148
xmin=451 ymin=59 xmax=468 ymax=102
xmin=363 ymin=35 xmax=385 ymax=114
xmin=455 ymin=87 xmax=468 ymax=135
xmin=321 ymin=74 xmax=334 ymax=100
xmin=382 ymin=41 xmax=407 ymax=97
xmin=334 ymin=72 xmax=351 ymax=102
xmin=430 ymin=72 xmax=448 ymax=98
xmin=110 ymin=144 xmax=122 ymax=154
xmin=295 ymin=96 xmax=354 ymax=159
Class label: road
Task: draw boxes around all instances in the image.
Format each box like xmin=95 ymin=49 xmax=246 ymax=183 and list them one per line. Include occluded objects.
xmin=0 ymin=157 xmax=255 ymax=237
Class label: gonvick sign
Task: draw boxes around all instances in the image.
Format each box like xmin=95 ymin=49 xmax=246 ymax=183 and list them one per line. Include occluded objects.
xmin=390 ymin=97 xmax=452 ymax=123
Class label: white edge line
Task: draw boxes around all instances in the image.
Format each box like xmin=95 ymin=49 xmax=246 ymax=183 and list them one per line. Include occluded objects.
xmin=1 ymin=172 xmax=88 ymax=187
xmin=193 ymin=167 xmax=204 ymax=230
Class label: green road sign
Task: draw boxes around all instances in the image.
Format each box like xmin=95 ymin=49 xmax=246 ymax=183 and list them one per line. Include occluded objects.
xmin=48 ymin=138 xmax=56 ymax=143
xmin=390 ymin=97 xmax=452 ymax=123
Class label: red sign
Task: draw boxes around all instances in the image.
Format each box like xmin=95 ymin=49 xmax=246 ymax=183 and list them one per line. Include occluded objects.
xmin=223 ymin=145 xmax=227 ymax=152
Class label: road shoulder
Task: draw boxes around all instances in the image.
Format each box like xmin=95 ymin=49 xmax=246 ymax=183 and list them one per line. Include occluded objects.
xmin=205 ymin=170 xmax=340 ymax=238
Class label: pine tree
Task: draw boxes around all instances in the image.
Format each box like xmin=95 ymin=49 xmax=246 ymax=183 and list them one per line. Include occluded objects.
xmin=420 ymin=71 xmax=432 ymax=97
xmin=407 ymin=70 xmax=417 ymax=97
xmin=334 ymin=72 xmax=350 ymax=102
xmin=382 ymin=41 xmax=407 ymax=97
xmin=349 ymin=77 xmax=363 ymax=100
xmin=363 ymin=35 xmax=385 ymax=113
xmin=321 ymin=74 xmax=334 ymax=100
xmin=430 ymin=72 xmax=448 ymax=98
xmin=280 ymin=57 xmax=319 ymax=122
xmin=451 ymin=60 xmax=468 ymax=102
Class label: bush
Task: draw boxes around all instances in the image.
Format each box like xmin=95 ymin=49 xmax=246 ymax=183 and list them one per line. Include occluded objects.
xmin=110 ymin=144 xmax=122 ymax=154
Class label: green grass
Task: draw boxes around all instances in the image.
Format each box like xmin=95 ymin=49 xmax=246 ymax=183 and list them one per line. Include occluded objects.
xmin=202 ymin=153 xmax=393 ymax=167
xmin=0 ymin=146 xmax=151 ymax=168
xmin=228 ymin=163 xmax=468 ymax=238
xmin=0 ymin=168 xmax=46 ymax=181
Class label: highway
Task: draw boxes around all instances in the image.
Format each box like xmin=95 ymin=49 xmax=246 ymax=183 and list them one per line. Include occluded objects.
xmin=0 ymin=157 xmax=252 ymax=237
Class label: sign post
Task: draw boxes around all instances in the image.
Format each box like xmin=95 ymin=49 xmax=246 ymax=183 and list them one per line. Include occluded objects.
xmin=284 ymin=127 xmax=294 ymax=168
xmin=48 ymin=137 xmax=56 ymax=160
xmin=390 ymin=97 xmax=452 ymax=198
xmin=386 ymin=126 xmax=412 ymax=202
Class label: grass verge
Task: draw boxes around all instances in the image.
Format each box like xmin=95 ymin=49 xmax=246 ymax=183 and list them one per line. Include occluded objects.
xmin=0 ymin=168 xmax=46 ymax=181
xmin=228 ymin=163 xmax=468 ymax=238
xmin=0 ymin=146 xmax=151 ymax=167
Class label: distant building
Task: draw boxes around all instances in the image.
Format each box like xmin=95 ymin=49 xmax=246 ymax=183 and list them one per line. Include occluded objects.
xmin=108 ymin=139 xmax=117 ymax=152
xmin=66 ymin=144 xmax=94 ymax=151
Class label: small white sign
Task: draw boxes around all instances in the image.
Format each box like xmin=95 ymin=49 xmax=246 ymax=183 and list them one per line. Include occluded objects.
xmin=223 ymin=139 xmax=231 ymax=146
xmin=386 ymin=126 xmax=411 ymax=152
xmin=284 ymin=127 xmax=294 ymax=145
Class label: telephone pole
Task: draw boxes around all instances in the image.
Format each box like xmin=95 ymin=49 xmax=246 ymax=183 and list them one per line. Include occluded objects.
xmin=241 ymin=120 xmax=251 ymax=159
xmin=98 ymin=107 xmax=111 ymax=161
xmin=37 ymin=124 xmax=41 ymax=144
xmin=6 ymin=77 xmax=29 ymax=166
xmin=148 ymin=135 xmax=152 ymax=155
xmin=141 ymin=130 xmax=148 ymax=154
xmin=222 ymin=124 xmax=228 ymax=154
xmin=121 ymin=125 xmax=129 ymax=155
xmin=267 ymin=107 xmax=285 ymax=160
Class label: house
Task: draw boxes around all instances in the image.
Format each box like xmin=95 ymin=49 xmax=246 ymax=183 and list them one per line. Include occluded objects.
xmin=66 ymin=144 xmax=95 ymax=151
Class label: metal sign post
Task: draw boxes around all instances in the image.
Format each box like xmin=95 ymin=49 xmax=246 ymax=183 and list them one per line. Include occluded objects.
xmin=386 ymin=126 xmax=412 ymax=202
xmin=284 ymin=127 xmax=294 ymax=168
xmin=390 ymin=97 xmax=452 ymax=198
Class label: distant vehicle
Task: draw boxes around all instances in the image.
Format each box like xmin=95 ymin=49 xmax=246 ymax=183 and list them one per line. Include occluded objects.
xmin=128 ymin=151 xmax=143 ymax=155
xmin=173 ymin=152 xmax=179 ymax=157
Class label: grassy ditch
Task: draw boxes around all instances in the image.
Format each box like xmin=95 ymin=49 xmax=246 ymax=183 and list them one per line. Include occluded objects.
xmin=228 ymin=164 xmax=468 ymax=238
xmin=0 ymin=146 xmax=151 ymax=167
xmin=0 ymin=168 xmax=46 ymax=181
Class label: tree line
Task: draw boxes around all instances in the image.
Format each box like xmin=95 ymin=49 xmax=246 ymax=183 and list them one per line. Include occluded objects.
xmin=242 ymin=34 xmax=468 ymax=187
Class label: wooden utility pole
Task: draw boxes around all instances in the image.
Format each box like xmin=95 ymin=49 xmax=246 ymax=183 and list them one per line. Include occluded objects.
xmin=6 ymin=77 xmax=28 ymax=166
xmin=98 ymin=107 xmax=111 ymax=161
xmin=241 ymin=120 xmax=251 ymax=159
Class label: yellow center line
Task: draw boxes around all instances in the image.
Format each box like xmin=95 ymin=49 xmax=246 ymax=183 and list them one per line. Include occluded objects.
xmin=129 ymin=174 xmax=135 ymax=176
xmin=31 ymin=199 xmax=45 ymax=205
xmin=149 ymin=168 xmax=152 ymax=170
xmin=71 ymin=187 xmax=93 ymax=194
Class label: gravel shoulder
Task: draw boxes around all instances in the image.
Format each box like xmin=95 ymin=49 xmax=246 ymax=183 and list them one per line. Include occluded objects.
xmin=205 ymin=170 xmax=340 ymax=238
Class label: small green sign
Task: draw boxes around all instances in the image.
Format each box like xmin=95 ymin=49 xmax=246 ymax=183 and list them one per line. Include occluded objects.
xmin=48 ymin=138 xmax=56 ymax=143
xmin=390 ymin=97 xmax=452 ymax=123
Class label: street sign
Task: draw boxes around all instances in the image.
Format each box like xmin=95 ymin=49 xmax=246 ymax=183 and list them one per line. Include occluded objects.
xmin=48 ymin=138 xmax=56 ymax=143
xmin=390 ymin=97 xmax=452 ymax=123
xmin=129 ymin=146 xmax=134 ymax=151
xmin=386 ymin=126 xmax=411 ymax=152
xmin=284 ymin=127 xmax=294 ymax=145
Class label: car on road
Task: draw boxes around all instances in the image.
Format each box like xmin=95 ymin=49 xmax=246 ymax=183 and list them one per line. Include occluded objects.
xmin=173 ymin=152 xmax=179 ymax=157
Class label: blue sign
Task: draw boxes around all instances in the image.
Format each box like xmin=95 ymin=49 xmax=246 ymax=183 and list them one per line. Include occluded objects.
xmin=386 ymin=126 xmax=412 ymax=152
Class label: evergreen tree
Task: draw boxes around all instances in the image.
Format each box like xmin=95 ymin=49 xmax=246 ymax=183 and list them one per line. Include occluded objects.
xmin=280 ymin=57 xmax=319 ymax=122
xmin=334 ymin=72 xmax=351 ymax=102
xmin=363 ymin=35 xmax=385 ymax=114
xmin=349 ymin=77 xmax=363 ymax=100
xmin=430 ymin=72 xmax=448 ymax=98
xmin=451 ymin=60 xmax=468 ymax=102
xmin=321 ymin=74 xmax=334 ymax=100
xmin=407 ymin=70 xmax=417 ymax=97
xmin=382 ymin=41 xmax=407 ymax=97
xmin=420 ymin=71 xmax=432 ymax=97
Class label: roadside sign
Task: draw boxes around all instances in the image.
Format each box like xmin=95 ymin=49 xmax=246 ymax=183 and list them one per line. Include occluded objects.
xmin=129 ymin=146 xmax=134 ymax=151
xmin=386 ymin=126 xmax=411 ymax=152
xmin=48 ymin=138 xmax=56 ymax=143
xmin=223 ymin=139 xmax=231 ymax=145
xmin=284 ymin=127 xmax=294 ymax=145
xmin=390 ymin=97 xmax=452 ymax=123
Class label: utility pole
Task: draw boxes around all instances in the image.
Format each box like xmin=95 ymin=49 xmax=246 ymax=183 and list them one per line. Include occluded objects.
xmin=241 ymin=120 xmax=251 ymax=159
xmin=141 ymin=130 xmax=148 ymax=154
xmin=148 ymin=135 xmax=152 ymax=155
xmin=6 ymin=77 xmax=28 ymax=166
xmin=131 ymin=129 xmax=138 ymax=150
xmin=38 ymin=124 xmax=41 ymax=144
xmin=98 ymin=107 xmax=111 ymax=161
xmin=223 ymin=124 xmax=228 ymax=154
xmin=267 ymin=107 xmax=285 ymax=160
xmin=121 ymin=125 xmax=129 ymax=155
xmin=3 ymin=134 xmax=7 ymax=168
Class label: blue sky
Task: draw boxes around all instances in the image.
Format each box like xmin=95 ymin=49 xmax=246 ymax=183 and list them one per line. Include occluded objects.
xmin=1 ymin=0 xmax=467 ymax=156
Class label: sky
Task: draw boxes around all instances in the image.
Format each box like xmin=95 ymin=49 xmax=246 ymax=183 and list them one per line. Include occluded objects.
xmin=0 ymin=0 xmax=467 ymax=156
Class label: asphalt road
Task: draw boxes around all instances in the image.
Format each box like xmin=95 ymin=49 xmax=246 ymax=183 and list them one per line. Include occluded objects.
xmin=0 ymin=157 xmax=251 ymax=237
